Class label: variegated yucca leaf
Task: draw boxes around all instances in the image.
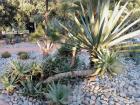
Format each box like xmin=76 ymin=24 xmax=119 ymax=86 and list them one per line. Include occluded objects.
xmin=60 ymin=0 xmax=140 ymax=76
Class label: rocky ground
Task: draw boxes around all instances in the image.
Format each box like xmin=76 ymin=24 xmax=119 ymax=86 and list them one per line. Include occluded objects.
xmin=68 ymin=58 xmax=140 ymax=105
xmin=0 ymin=43 xmax=44 ymax=105
xmin=0 ymin=43 xmax=140 ymax=105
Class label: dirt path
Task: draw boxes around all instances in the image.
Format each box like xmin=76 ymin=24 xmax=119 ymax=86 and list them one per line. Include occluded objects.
xmin=0 ymin=42 xmax=61 ymax=55
xmin=0 ymin=47 xmax=41 ymax=54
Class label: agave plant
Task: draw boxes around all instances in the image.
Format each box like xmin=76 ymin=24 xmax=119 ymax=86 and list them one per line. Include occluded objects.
xmin=11 ymin=61 xmax=31 ymax=77
xmin=1 ymin=73 xmax=19 ymax=94
xmin=45 ymin=82 xmax=70 ymax=105
xmin=94 ymin=49 xmax=123 ymax=77
xmin=60 ymin=0 xmax=140 ymax=76
xmin=30 ymin=62 xmax=44 ymax=78
xmin=20 ymin=76 xmax=43 ymax=97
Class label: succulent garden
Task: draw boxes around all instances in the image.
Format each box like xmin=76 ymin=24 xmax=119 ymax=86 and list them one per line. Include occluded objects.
xmin=1 ymin=0 xmax=140 ymax=105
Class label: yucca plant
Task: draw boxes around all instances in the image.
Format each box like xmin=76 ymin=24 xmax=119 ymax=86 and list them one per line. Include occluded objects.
xmin=60 ymin=0 xmax=140 ymax=76
xmin=37 ymin=38 xmax=54 ymax=56
xmin=45 ymin=82 xmax=70 ymax=105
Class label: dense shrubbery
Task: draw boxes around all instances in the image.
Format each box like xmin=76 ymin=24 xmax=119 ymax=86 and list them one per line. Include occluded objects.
xmin=29 ymin=24 xmax=45 ymax=42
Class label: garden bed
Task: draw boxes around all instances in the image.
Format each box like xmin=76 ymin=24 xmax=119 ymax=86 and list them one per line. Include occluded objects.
xmin=0 ymin=43 xmax=140 ymax=105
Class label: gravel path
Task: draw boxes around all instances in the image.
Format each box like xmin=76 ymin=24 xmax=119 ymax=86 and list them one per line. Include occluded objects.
xmin=0 ymin=42 xmax=40 ymax=53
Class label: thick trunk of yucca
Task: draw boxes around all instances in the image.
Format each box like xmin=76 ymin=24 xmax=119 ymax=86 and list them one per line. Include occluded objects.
xmin=70 ymin=47 xmax=77 ymax=67
xmin=43 ymin=70 xmax=94 ymax=83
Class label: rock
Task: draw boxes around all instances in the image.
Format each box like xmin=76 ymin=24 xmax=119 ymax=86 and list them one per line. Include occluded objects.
xmin=94 ymin=86 xmax=99 ymax=93
xmin=120 ymin=81 xmax=125 ymax=88
xmin=91 ymin=96 xmax=96 ymax=101
xmin=135 ymin=98 xmax=140 ymax=102
xmin=0 ymin=84 xmax=4 ymax=90
xmin=0 ymin=100 xmax=9 ymax=105
xmin=119 ymin=92 xmax=126 ymax=97
xmin=95 ymin=101 xmax=102 ymax=105
xmin=77 ymin=50 xmax=90 ymax=69
xmin=90 ymin=100 xmax=95 ymax=104
xmin=109 ymin=100 xmax=115 ymax=105
xmin=100 ymin=100 xmax=108 ymax=105
xmin=82 ymin=100 xmax=89 ymax=105
xmin=8 ymin=101 xmax=13 ymax=105
xmin=28 ymin=101 xmax=32 ymax=105
xmin=23 ymin=100 xmax=29 ymax=105
xmin=135 ymin=102 xmax=140 ymax=105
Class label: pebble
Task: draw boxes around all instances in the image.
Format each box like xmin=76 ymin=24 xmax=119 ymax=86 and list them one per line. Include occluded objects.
xmin=68 ymin=58 xmax=140 ymax=105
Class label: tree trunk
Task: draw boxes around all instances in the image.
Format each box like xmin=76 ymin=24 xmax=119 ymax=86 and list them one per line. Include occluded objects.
xmin=45 ymin=0 xmax=49 ymax=11
xmin=70 ymin=47 xmax=77 ymax=67
xmin=43 ymin=70 xmax=94 ymax=83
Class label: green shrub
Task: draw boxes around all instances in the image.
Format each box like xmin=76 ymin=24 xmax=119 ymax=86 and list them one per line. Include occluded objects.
xmin=42 ymin=56 xmax=72 ymax=77
xmin=17 ymin=51 xmax=28 ymax=56
xmin=46 ymin=82 xmax=70 ymax=105
xmin=1 ymin=51 xmax=11 ymax=58
xmin=30 ymin=24 xmax=45 ymax=41
xmin=58 ymin=44 xmax=73 ymax=56
xmin=17 ymin=52 xmax=29 ymax=60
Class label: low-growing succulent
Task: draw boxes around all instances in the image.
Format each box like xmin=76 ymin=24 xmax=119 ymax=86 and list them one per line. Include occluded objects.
xmin=1 ymin=73 xmax=19 ymax=94
xmin=17 ymin=51 xmax=29 ymax=60
xmin=1 ymin=51 xmax=11 ymax=58
xmin=45 ymin=82 xmax=70 ymax=105
xmin=17 ymin=51 xmax=28 ymax=56
xmin=20 ymin=76 xmax=43 ymax=98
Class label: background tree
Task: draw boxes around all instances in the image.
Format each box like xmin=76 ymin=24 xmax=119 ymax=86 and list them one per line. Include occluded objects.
xmin=0 ymin=0 xmax=18 ymax=30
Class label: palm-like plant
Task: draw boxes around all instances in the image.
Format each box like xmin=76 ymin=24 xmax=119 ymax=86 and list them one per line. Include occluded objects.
xmin=60 ymin=0 xmax=140 ymax=76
